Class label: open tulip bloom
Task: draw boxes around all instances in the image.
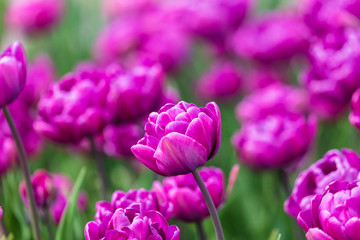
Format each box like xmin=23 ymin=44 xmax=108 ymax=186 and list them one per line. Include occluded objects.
xmin=131 ymin=101 xmax=224 ymax=239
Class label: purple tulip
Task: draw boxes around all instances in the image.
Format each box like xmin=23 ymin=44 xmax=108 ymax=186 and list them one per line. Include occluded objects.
xmin=244 ymin=66 xmax=285 ymax=92
xmin=0 ymin=206 xmax=2 ymax=220
xmin=0 ymin=134 xmax=16 ymax=176
xmin=156 ymin=87 xmax=180 ymax=111
xmin=0 ymin=42 xmax=27 ymax=108
xmin=232 ymin=113 xmax=316 ymax=169
xmin=285 ymin=149 xmax=360 ymax=219
xmin=85 ymin=203 xmax=180 ymax=240
xmin=50 ymin=173 xmax=88 ymax=224
xmin=232 ymin=12 xmax=310 ymax=63
xmin=20 ymin=169 xmax=56 ymax=208
xmin=19 ymin=53 xmax=56 ymax=108
xmin=94 ymin=188 xmax=173 ymax=223
xmin=302 ymin=28 xmax=360 ymax=120
xmin=235 ymin=84 xmax=308 ymax=122
xmin=196 ymin=61 xmax=244 ymax=101
xmin=5 ymin=0 xmax=65 ymax=33
xmin=349 ymin=88 xmax=360 ymax=130
xmin=102 ymin=123 xmax=143 ymax=158
xmin=102 ymin=0 xmax=155 ymax=18
xmin=297 ymin=180 xmax=360 ymax=240
xmin=155 ymin=166 xmax=225 ymax=222
xmin=131 ymin=101 xmax=221 ymax=176
xmin=106 ymin=62 xmax=165 ymax=122
xmin=34 ymin=67 xmax=109 ymax=143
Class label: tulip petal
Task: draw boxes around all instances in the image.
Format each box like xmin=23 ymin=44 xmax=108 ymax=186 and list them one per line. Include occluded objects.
xmin=345 ymin=217 xmax=360 ymax=240
xmin=154 ymin=132 xmax=207 ymax=176
xmin=84 ymin=221 xmax=99 ymax=240
xmin=306 ymin=228 xmax=334 ymax=240
xmin=131 ymin=144 xmax=163 ymax=175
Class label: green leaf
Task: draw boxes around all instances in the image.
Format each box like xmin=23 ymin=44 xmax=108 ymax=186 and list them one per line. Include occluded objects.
xmin=268 ymin=229 xmax=281 ymax=240
xmin=55 ymin=168 xmax=86 ymax=240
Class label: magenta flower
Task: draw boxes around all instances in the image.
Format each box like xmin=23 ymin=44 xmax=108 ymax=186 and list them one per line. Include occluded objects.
xmin=131 ymin=101 xmax=221 ymax=176
xmin=297 ymin=181 xmax=360 ymax=240
xmin=50 ymin=173 xmax=88 ymax=224
xmin=232 ymin=113 xmax=316 ymax=169
xmin=5 ymin=0 xmax=65 ymax=33
xmin=196 ymin=61 xmax=244 ymax=101
xmin=0 ymin=206 xmax=2 ymax=220
xmin=285 ymin=149 xmax=360 ymax=219
xmin=349 ymin=88 xmax=360 ymax=130
xmin=0 ymin=42 xmax=27 ymax=108
xmin=20 ymin=169 xmax=55 ymax=208
xmin=232 ymin=12 xmax=310 ymax=63
xmin=102 ymin=0 xmax=155 ymax=18
xmin=94 ymin=188 xmax=173 ymax=223
xmin=106 ymin=62 xmax=165 ymax=122
xmin=34 ymin=67 xmax=109 ymax=143
xmin=0 ymin=134 xmax=16 ymax=176
xmin=235 ymin=84 xmax=308 ymax=122
xmin=155 ymin=167 xmax=225 ymax=222
xmin=302 ymin=28 xmax=360 ymax=120
xmin=85 ymin=203 xmax=180 ymax=240
xmin=244 ymin=66 xmax=285 ymax=92
xmin=19 ymin=54 xmax=56 ymax=108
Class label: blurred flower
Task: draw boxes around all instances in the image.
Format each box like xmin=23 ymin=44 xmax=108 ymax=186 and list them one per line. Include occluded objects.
xmin=20 ymin=169 xmax=55 ymax=208
xmin=50 ymin=173 xmax=88 ymax=224
xmin=0 ymin=206 xmax=2 ymax=220
xmin=84 ymin=203 xmax=180 ymax=240
xmin=285 ymin=149 xmax=360 ymax=218
xmin=5 ymin=0 xmax=65 ymax=33
xmin=232 ymin=12 xmax=310 ymax=63
xmin=235 ymin=84 xmax=308 ymax=122
xmin=102 ymin=123 xmax=143 ymax=158
xmin=102 ymin=0 xmax=155 ymax=19
xmin=302 ymin=28 xmax=360 ymax=120
xmin=196 ymin=61 xmax=244 ymax=101
xmin=0 ymin=134 xmax=16 ymax=176
xmin=300 ymin=0 xmax=360 ymax=35
xmin=156 ymin=87 xmax=180 ymax=111
xmin=244 ymin=66 xmax=285 ymax=92
xmin=155 ymin=166 xmax=225 ymax=222
xmin=106 ymin=62 xmax=164 ymax=122
xmin=297 ymin=181 xmax=360 ymax=240
xmin=232 ymin=113 xmax=316 ymax=169
xmin=349 ymin=88 xmax=360 ymax=130
xmin=19 ymin=54 xmax=56 ymax=108
xmin=94 ymin=188 xmax=173 ymax=223
xmin=34 ymin=67 xmax=109 ymax=143
xmin=131 ymin=101 xmax=221 ymax=176
xmin=0 ymin=42 xmax=27 ymax=108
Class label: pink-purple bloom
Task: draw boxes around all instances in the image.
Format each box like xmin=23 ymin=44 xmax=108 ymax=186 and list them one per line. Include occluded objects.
xmin=34 ymin=67 xmax=109 ymax=143
xmin=0 ymin=134 xmax=16 ymax=176
xmin=5 ymin=0 xmax=65 ymax=33
xmin=349 ymin=88 xmax=360 ymax=130
xmin=285 ymin=149 xmax=360 ymax=219
xmin=20 ymin=169 xmax=55 ymax=208
xmin=232 ymin=113 xmax=316 ymax=169
xmin=302 ymin=28 xmax=360 ymax=120
xmin=297 ymin=180 xmax=360 ymax=240
xmin=155 ymin=166 xmax=225 ymax=222
xmin=0 ymin=42 xmax=27 ymax=108
xmin=84 ymin=203 xmax=180 ymax=240
xmin=235 ymin=84 xmax=308 ymax=122
xmin=131 ymin=101 xmax=221 ymax=176
xmin=232 ymin=12 xmax=310 ymax=63
xmin=196 ymin=61 xmax=243 ymax=101
xmin=102 ymin=0 xmax=155 ymax=18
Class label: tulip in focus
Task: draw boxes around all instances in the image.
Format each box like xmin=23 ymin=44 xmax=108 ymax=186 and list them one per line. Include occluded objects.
xmin=232 ymin=113 xmax=316 ymax=169
xmin=0 ymin=42 xmax=27 ymax=108
xmin=84 ymin=203 xmax=180 ymax=240
xmin=5 ymin=0 xmax=65 ymax=33
xmin=20 ymin=169 xmax=55 ymax=208
xmin=131 ymin=101 xmax=221 ymax=176
xmin=156 ymin=167 xmax=225 ymax=222
xmin=297 ymin=181 xmax=360 ymax=240
xmin=196 ymin=61 xmax=244 ymax=101
xmin=285 ymin=148 xmax=360 ymax=218
xmin=236 ymin=84 xmax=308 ymax=122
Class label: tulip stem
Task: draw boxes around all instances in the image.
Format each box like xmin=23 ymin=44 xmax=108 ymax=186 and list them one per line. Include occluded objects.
xmin=279 ymin=169 xmax=291 ymax=196
xmin=44 ymin=206 xmax=54 ymax=240
xmin=196 ymin=221 xmax=207 ymax=240
xmin=193 ymin=170 xmax=224 ymax=240
xmin=2 ymin=106 xmax=42 ymax=240
xmin=89 ymin=137 xmax=108 ymax=200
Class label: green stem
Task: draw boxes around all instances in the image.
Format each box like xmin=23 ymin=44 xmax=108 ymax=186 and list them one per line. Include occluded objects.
xmin=44 ymin=206 xmax=54 ymax=240
xmin=196 ymin=221 xmax=207 ymax=240
xmin=89 ymin=137 xmax=108 ymax=200
xmin=192 ymin=170 xmax=224 ymax=240
xmin=2 ymin=106 xmax=42 ymax=240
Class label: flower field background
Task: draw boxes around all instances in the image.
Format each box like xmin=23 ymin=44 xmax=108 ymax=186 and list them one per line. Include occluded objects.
xmin=0 ymin=0 xmax=360 ymax=239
